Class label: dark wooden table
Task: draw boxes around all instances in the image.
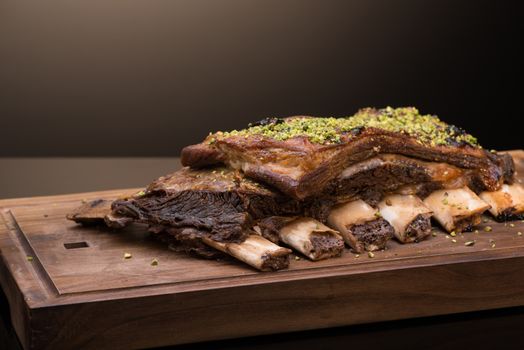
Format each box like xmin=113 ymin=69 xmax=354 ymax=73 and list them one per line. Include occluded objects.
xmin=1 ymin=157 xmax=524 ymax=350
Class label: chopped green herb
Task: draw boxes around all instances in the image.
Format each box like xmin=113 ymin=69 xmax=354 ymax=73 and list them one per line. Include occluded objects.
xmin=207 ymin=107 xmax=480 ymax=147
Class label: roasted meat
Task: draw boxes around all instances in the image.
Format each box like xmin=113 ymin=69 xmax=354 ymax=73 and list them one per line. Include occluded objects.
xmin=66 ymin=107 xmax=524 ymax=271
xmin=182 ymin=107 xmax=513 ymax=200
xmin=111 ymin=167 xmax=303 ymax=243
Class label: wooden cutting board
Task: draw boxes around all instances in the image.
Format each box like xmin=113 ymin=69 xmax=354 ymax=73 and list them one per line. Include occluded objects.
xmin=2 ymin=150 xmax=524 ymax=350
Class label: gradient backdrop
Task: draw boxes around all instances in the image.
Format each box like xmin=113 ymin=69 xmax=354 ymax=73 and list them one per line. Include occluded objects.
xmin=0 ymin=0 xmax=521 ymax=156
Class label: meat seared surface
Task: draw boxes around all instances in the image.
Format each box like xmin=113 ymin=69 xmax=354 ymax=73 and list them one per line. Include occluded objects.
xmin=111 ymin=167 xmax=303 ymax=243
xmin=182 ymin=107 xmax=513 ymax=199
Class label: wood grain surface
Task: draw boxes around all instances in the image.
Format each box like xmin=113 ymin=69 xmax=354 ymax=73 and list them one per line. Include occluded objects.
xmin=1 ymin=150 xmax=523 ymax=350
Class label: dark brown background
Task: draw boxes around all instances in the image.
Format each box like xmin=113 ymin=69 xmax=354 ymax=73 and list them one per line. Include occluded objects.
xmin=0 ymin=0 xmax=521 ymax=156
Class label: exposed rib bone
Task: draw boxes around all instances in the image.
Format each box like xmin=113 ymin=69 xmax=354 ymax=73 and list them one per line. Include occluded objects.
xmin=423 ymin=187 xmax=490 ymax=232
xmin=258 ymin=217 xmax=344 ymax=260
xmin=479 ymin=184 xmax=524 ymax=221
xmin=378 ymin=194 xmax=433 ymax=243
xmin=327 ymin=199 xmax=393 ymax=252
xmin=202 ymin=234 xmax=292 ymax=271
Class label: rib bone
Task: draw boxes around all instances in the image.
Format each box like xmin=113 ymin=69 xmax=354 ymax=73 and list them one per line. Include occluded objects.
xmin=202 ymin=234 xmax=292 ymax=271
xmin=327 ymin=199 xmax=393 ymax=252
xmin=378 ymin=194 xmax=433 ymax=243
xmin=423 ymin=187 xmax=490 ymax=232
xmin=479 ymin=183 xmax=524 ymax=221
xmin=259 ymin=217 xmax=344 ymax=260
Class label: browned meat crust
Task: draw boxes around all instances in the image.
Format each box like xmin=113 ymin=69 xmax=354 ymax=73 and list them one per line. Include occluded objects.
xmin=182 ymin=122 xmax=512 ymax=200
xmin=111 ymin=167 xmax=303 ymax=243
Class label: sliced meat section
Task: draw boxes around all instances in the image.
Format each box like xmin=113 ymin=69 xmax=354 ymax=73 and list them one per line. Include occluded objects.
xmin=378 ymin=194 xmax=433 ymax=243
xmin=423 ymin=187 xmax=491 ymax=232
xmin=325 ymin=154 xmax=482 ymax=204
xmin=258 ymin=217 xmax=344 ymax=260
xmin=182 ymin=107 xmax=512 ymax=199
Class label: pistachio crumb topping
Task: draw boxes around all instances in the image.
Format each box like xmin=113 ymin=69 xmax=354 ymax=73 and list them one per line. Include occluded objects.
xmin=208 ymin=107 xmax=480 ymax=147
